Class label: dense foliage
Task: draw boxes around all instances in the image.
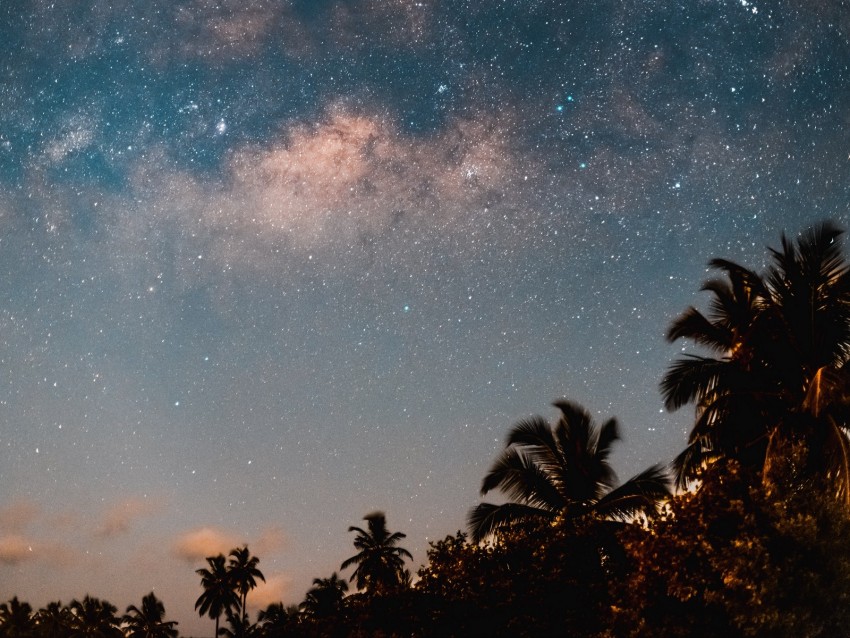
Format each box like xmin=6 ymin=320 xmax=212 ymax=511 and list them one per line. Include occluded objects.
xmin=5 ymin=222 xmax=850 ymax=637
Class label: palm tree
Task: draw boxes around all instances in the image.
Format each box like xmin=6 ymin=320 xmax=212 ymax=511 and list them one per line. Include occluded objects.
xmin=468 ymin=399 xmax=670 ymax=543
xmin=662 ymin=221 xmax=850 ymax=494
xmin=255 ymin=603 xmax=296 ymax=636
xmin=0 ymin=596 xmax=34 ymax=637
xmin=341 ymin=512 xmax=413 ymax=596
xmin=217 ymin=608 xmax=258 ymax=638
xmin=122 ymin=592 xmax=178 ymax=638
xmin=33 ymin=601 xmax=72 ymax=638
xmin=66 ymin=596 xmax=122 ymax=638
xmin=227 ymin=546 xmax=265 ymax=623
xmin=196 ymin=554 xmax=239 ymax=638
xmin=299 ymin=572 xmax=349 ymax=618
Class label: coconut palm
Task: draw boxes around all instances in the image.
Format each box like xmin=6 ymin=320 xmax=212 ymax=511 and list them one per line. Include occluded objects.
xmin=122 ymin=592 xmax=178 ymax=638
xmin=341 ymin=512 xmax=412 ymax=596
xmin=228 ymin=546 xmax=265 ymax=623
xmin=33 ymin=601 xmax=72 ymax=638
xmin=196 ymin=554 xmax=239 ymax=638
xmin=662 ymin=221 xmax=850 ymax=494
xmin=299 ymin=573 xmax=349 ymax=618
xmin=0 ymin=596 xmax=34 ymax=638
xmin=217 ymin=608 xmax=258 ymax=638
xmin=468 ymin=399 xmax=670 ymax=543
xmin=256 ymin=603 xmax=296 ymax=636
xmin=66 ymin=596 xmax=122 ymax=638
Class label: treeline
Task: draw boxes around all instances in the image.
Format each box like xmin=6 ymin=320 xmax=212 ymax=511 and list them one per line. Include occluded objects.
xmin=5 ymin=222 xmax=850 ymax=637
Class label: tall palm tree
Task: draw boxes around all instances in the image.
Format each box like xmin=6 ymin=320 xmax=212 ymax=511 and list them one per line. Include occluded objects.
xmin=122 ymin=592 xmax=178 ymax=638
xmin=468 ymin=399 xmax=670 ymax=543
xmin=662 ymin=222 xmax=850 ymax=494
xmin=299 ymin=572 xmax=349 ymax=618
xmin=227 ymin=546 xmax=265 ymax=623
xmin=0 ymin=596 xmax=34 ymax=638
xmin=341 ymin=512 xmax=413 ymax=596
xmin=66 ymin=596 xmax=123 ymax=638
xmin=195 ymin=554 xmax=239 ymax=638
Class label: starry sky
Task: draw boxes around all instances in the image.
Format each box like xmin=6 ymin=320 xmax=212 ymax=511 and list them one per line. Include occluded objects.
xmin=1 ymin=0 xmax=849 ymax=634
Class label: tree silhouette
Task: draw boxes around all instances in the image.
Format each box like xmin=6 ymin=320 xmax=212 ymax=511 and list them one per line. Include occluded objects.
xmin=228 ymin=546 xmax=265 ymax=623
xmin=468 ymin=399 xmax=670 ymax=543
xmin=217 ymin=608 xmax=258 ymax=638
xmin=66 ymin=596 xmax=122 ymax=638
xmin=195 ymin=554 xmax=239 ymax=638
xmin=300 ymin=572 xmax=349 ymax=619
xmin=256 ymin=603 xmax=297 ymax=636
xmin=122 ymin=592 xmax=178 ymax=638
xmin=662 ymin=221 xmax=850 ymax=495
xmin=0 ymin=597 xmax=34 ymax=638
xmin=341 ymin=512 xmax=413 ymax=596
xmin=33 ymin=601 xmax=72 ymax=638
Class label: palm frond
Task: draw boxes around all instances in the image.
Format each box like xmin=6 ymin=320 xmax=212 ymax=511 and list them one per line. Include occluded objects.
xmin=594 ymin=417 xmax=620 ymax=461
xmin=479 ymin=446 xmax=563 ymax=510
xmin=667 ymin=305 xmax=731 ymax=351
xmin=671 ymin=440 xmax=719 ymax=490
xmin=821 ymin=417 xmax=850 ymax=505
xmin=593 ymin=464 xmax=671 ymax=520
xmin=552 ymin=400 xmax=593 ymax=460
xmin=504 ymin=415 xmax=554 ymax=448
xmin=467 ymin=501 xmax=554 ymax=544
xmin=660 ymin=354 xmax=726 ymax=411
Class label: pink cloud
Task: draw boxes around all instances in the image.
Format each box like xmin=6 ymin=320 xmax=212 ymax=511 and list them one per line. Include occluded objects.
xmin=247 ymin=573 xmax=292 ymax=610
xmin=172 ymin=527 xmax=242 ymax=563
xmin=121 ymin=105 xmax=524 ymax=268
xmin=254 ymin=526 xmax=287 ymax=555
xmin=0 ymin=534 xmax=35 ymax=564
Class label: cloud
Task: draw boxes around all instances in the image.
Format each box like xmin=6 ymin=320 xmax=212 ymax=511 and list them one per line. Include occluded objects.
xmin=115 ymin=103 xmax=527 ymax=286
xmin=0 ymin=533 xmax=77 ymax=567
xmin=247 ymin=573 xmax=292 ymax=610
xmin=0 ymin=501 xmax=39 ymax=532
xmin=95 ymin=497 xmax=162 ymax=538
xmin=171 ymin=525 xmax=288 ymax=565
xmin=254 ymin=526 xmax=287 ymax=555
xmin=0 ymin=534 xmax=36 ymax=564
xmin=172 ymin=527 xmax=242 ymax=563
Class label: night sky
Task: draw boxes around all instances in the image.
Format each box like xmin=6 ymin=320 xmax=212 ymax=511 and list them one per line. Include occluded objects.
xmin=1 ymin=0 xmax=849 ymax=634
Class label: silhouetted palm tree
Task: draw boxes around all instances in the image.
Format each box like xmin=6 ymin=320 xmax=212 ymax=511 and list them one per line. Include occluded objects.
xmin=66 ymin=596 xmax=122 ymax=638
xmin=218 ymin=608 xmax=258 ymax=638
xmin=299 ymin=572 xmax=349 ymax=618
xmin=228 ymin=546 xmax=265 ymax=623
xmin=662 ymin=222 xmax=850 ymax=494
xmin=468 ymin=399 xmax=670 ymax=543
xmin=33 ymin=601 xmax=72 ymax=638
xmin=256 ymin=603 xmax=296 ymax=636
xmin=122 ymin=592 xmax=178 ymax=638
xmin=341 ymin=512 xmax=413 ymax=596
xmin=0 ymin=596 xmax=34 ymax=638
xmin=196 ymin=554 xmax=239 ymax=638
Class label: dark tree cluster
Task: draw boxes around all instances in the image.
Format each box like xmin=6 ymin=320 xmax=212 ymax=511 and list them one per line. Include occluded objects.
xmin=5 ymin=222 xmax=850 ymax=637
xmin=0 ymin=592 xmax=177 ymax=638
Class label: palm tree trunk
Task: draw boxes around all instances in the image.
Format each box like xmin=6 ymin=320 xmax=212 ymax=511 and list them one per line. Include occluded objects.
xmin=215 ymin=614 xmax=219 ymax=638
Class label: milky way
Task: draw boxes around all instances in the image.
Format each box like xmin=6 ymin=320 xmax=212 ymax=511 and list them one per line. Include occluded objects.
xmin=1 ymin=1 xmax=849 ymax=633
